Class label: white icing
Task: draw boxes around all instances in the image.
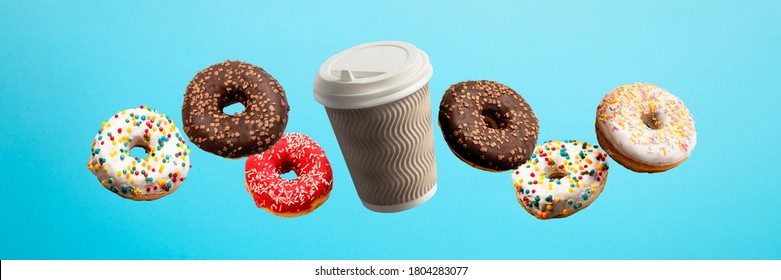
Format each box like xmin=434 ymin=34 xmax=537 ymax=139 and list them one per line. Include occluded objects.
xmin=510 ymin=140 xmax=608 ymax=219
xmin=87 ymin=107 xmax=191 ymax=199
xmin=596 ymin=83 xmax=697 ymax=165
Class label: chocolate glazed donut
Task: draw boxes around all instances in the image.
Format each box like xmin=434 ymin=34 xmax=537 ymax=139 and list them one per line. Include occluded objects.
xmin=438 ymin=80 xmax=539 ymax=171
xmin=182 ymin=60 xmax=289 ymax=158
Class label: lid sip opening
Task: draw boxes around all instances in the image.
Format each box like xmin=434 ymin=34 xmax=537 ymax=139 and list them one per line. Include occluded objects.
xmin=314 ymin=41 xmax=433 ymax=109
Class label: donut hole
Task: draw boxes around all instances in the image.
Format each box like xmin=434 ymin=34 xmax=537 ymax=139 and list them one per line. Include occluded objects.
xmin=129 ymin=146 xmax=149 ymax=160
xmin=481 ymin=109 xmax=509 ymax=130
xmin=221 ymin=90 xmax=249 ymax=116
xmin=222 ymin=102 xmax=245 ymax=115
xmin=544 ymin=165 xmax=567 ymax=180
xmin=278 ymin=163 xmax=299 ymax=181
xmin=281 ymin=170 xmax=299 ymax=181
xmin=548 ymin=170 xmax=567 ymax=180
xmin=641 ymin=111 xmax=663 ymax=130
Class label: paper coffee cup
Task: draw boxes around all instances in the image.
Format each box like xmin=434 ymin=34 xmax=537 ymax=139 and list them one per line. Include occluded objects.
xmin=314 ymin=41 xmax=436 ymax=212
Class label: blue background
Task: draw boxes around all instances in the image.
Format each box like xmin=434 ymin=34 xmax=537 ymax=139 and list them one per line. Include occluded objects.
xmin=1 ymin=0 xmax=779 ymax=259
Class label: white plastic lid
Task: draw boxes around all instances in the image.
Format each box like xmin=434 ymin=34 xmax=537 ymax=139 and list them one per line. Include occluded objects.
xmin=314 ymin=41 xmax=433 ymax=109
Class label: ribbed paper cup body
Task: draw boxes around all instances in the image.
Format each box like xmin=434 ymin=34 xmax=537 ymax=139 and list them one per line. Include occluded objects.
xmin=314 ymin=41 xmax=437 ymax=212
xmin=325 ymin=84 xmax=436 ymax=212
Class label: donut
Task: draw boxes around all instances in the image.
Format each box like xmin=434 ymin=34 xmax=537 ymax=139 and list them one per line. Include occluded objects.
xmin=595 ymin=83 xmax=696 ymax=173
xmin=87 ymin=106 xmax=192 ymax=201
xmin=438 ymin=80 xmax=539 ymax=172
xmin=182 ymin=60 xmax=289 ymax=158
xmin=244 ymin=133 xmax=333 ymax=217
xmin=511 ymin=140 xmax=609 ymax=219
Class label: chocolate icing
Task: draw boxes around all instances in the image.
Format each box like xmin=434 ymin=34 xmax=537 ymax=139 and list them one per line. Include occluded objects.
xmin=182 ymin=60 xmax=289 ymax=158
xmin=438 ymin=80 xmax=539 ymax=171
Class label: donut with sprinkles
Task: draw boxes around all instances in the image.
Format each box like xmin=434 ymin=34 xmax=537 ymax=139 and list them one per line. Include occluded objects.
xmin=87 ymin=106 xmax=192 ymax=201
xmin=511 ymin=140 xmax=608 ymax=219
xmin=182 ymin=60 xmax=289 ymax=158
xmin=245 ymin=133 xmax=333 ymax=217
xmin=595 ymin=83 xmax=696 ymax=173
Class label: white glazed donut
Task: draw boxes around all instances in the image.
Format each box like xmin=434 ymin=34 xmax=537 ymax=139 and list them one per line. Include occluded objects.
xmin=87 ymin=106 xmax=192 ymax=200
xmin=595 ymin=83 xmax=696 ymax=173
xmin=511 ymin=140 xmax=609 ymax=219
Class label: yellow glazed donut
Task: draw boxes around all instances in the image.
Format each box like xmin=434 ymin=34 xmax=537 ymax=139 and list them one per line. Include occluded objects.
xmin=595 ymin=83 xmax=696 ymax=173
xmin=87 ymin=106 xmax=192 ymax=200
xmin=511 ymin=140 xmax=609 ymax=219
